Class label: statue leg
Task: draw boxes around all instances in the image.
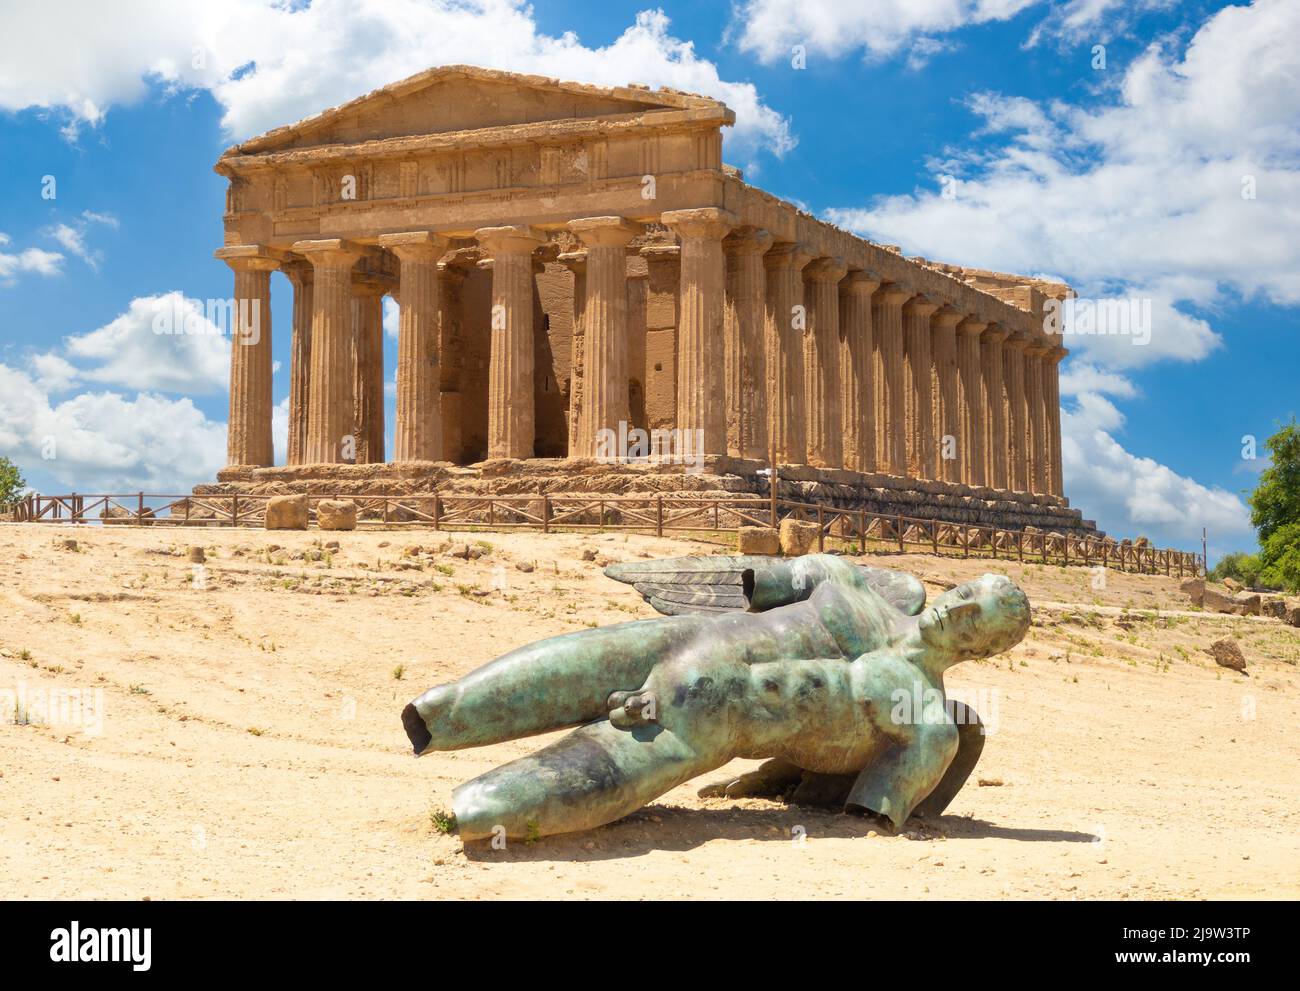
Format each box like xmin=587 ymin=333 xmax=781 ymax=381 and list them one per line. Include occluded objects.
xmin=452 ymin=719 xmax=723 ymax=840
xmin=403 ymin=616 xmax=704 ymax=754
xmin=845 ymin=722 xmax=959 ymax=829
xmin=912 ymin=701 xmax=985 ymax=817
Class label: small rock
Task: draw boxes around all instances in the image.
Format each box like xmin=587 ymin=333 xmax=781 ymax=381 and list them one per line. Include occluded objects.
xmin=187 ymin=546 xmax=205 ymax=564
xmin=516 ymin=561 xmax=535 ymax=573
xmin=581 ymin=548 xmax=598 ymax=562
xmin=61 ymin=538 xmax=78 ymax=551
xmin=1208 ymin=638 xmax=1247 ymax=672
xmin=1222 ymin=576 xmax=1243 ymax=592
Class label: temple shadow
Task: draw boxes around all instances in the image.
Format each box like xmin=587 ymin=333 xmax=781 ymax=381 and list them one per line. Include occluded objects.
xmin=458 ymin=804 xmax=1098 ymax=863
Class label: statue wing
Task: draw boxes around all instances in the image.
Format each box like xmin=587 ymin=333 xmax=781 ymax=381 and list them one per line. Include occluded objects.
xmin=603 ymin=555 xmax=926 ymax=617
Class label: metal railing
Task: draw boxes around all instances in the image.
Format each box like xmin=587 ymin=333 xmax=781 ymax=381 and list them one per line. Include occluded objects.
xmin=5 ymin=491 xmax=1202 ymax=577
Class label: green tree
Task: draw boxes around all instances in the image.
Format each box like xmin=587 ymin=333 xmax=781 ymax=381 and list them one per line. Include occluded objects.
xmin=0 ymin=456 xmax=26 ymax=507
xmin=1248 ymin=419 xmax=1300 ymax=593
xmin=1209 ymin=551 xmax=1261 ymax=587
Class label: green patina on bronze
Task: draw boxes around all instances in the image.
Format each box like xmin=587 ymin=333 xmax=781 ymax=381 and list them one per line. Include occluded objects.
xmin=402 ymin=554 xmax=1031 ymax=841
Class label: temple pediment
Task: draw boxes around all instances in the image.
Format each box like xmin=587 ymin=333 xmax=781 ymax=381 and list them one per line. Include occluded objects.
xmin=224 ymin=64 xmax=729 ymax=160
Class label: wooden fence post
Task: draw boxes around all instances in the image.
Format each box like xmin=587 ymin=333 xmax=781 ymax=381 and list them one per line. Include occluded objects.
xmin=656 ymin=496 xmax=664 ymax=538
xmin=817 ymin=505 xmax=825 ymax=552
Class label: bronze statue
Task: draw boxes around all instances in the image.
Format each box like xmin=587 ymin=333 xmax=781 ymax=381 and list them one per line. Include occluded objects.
xmin=403 ymin=554 xmax=1030 ymax=841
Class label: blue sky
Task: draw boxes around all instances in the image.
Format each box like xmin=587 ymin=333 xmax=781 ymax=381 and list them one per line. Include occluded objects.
xmin=1 ymin=0 xmax=1296 ymax=563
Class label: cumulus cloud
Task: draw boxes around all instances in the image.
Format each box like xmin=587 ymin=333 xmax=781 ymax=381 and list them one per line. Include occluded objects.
xmin=824 ymin=0 xmax=1300 ymax=370
xmin=60 ymin=292 xmax=230 ymax=395
xmin=0 ymin=232 xmax=63 ymax=283
xmin=0 ymin=362 xmax=226 ymax=491
xmin=730 ymin=0 xmax=1040 ymax=63
xmin=44 ymin=211 xmax=117 ymax=271
xmin=0 ymin=0 xmax=794 ymax=159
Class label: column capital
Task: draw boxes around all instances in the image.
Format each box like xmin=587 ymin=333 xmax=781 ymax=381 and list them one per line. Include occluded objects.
xmin=931 ymin=305 xmax=964 ymax=330
xmin=902 ymin=293 xmax=940 ymax=318
xmin=982 ymin=322 xmax=1010 ymax=344
xmin=804 ymin=256 xmax=848 ymax=283
xmin=841 ymin=269 xmax=881 ymax=295
xmin=1025 ymin=340 xmax=1052 ymax=357
xmin=377 ymin=231 xmax=449 ymax=261
xmin=1004 ymin=329 xmax=1031 ymax=350
xmin=567 ymin=216 xmax=639 ymax=248
xmin=1048 ymin=344 xmax=1069 ymax=363
xmin=661 ymin=207 xmax=738 ymax=241
xmin=215 ymin=244 xmax=288 ymax=272
xmin=956 ymin=316 xmax=988 ymax=337
xmin=556 ymin=250 xmax=587 ymax=275
xmin=763 ymin=240 xmax=813 ymax=272
xmin=474 ymin=225 xmax=546 ymax=256
xmin=351 ymin=273 xmax=391 ymax=298
xmin=872 ymin=281 xmax=912 ymax=306
xmin=279 ymin=257 xmax=314 ymax=285
xmin=291 ymin=238 xmax=366 ymax=268
xmin=723 ymin=226 xmax=774 ymax=256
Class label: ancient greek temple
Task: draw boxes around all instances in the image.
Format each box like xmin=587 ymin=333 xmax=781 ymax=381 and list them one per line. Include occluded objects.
xmin=213 ymin=65 xmax=1072 ymax=512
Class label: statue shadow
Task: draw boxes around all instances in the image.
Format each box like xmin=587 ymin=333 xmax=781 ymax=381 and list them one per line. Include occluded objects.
xmin=459 ymin=804 xmax=1098 ymax=862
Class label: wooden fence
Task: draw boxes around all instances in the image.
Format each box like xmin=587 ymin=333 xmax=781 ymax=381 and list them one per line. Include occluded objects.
xmin=5 ymin=491 xmax=1202 ymax=577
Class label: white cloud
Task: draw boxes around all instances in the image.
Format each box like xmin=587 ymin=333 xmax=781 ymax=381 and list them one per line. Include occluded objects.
xmin=0 ymin=362 xmax=226 ymax=492
xmin=0 ymin=0 xmax=794 ymax=159
xmin=61 ymin=292 xmax=230 ymax=395
xmin=731 ymin=0 xmax=1041 ymax=63
xmin=1061 ymin=383 xmax=1252 ymax=547
xmin=1026 ymin=0 xmax=1178 ymax=47
xmin=0 ymin=232 xmax=63 ymax=283
xmin=272 ymin=395 xmax=289 ymax=467
xmin=383 ymin=296 xmax=399 ymax=339
xmin=44 ymin=211 xmax=117 ymax=271
xmin=823 ymin=0 xmax=1300 ymax=369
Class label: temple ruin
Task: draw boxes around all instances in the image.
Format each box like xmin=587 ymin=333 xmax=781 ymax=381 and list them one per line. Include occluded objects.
xmin=207 ymin=65 xmax=1096 ymax=535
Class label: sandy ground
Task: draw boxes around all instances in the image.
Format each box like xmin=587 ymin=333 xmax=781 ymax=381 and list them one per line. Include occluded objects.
xmin=2 ymin=521 xmax=1298 ymax=900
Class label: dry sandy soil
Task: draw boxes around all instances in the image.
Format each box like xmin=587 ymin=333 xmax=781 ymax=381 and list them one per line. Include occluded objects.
xmin=2 ymin=521 xmax=1298 ymax=900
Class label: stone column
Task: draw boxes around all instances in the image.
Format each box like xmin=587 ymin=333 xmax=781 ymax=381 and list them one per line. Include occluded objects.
xmin=981 ymin=324 xmax=1009 ymax=490
xmin=871 ymin=284 xmax=910 ymax=476
xmin=803 ymin=256 xmax=848 ymax=469
xmin=436 ymin=258 xmax=471 ymax=463
xmin=902 ymin=294 xmax=940 ymax=479
xmin=955 ymin=317 xmax=988 ymax=487
xmin=763 ymin=241 xmax=812 ymax=464
xmin=215 ymin=246 xmax=279 ymax=468
xmin=557 ymin=252 xmax=588 ymax=455
xmin=475 ymin=226 xmax=545 ymax=460
xmin=351 ymin=276 xmax=387 ymax=464
xmin=568 ymin=217 xmax=638 ymax=459
xmin=723 ymin=227 xmax=773 ymax=460
xmin=379 ymin=232 xmax=447 ymax=463
xmin=931 ymin=306 xmax=963 ymax=483
xmin=282 ymin=259 xmax=313 ymax=466
xmin=840 ymin=270 xmax=880 ymax=473
xmin=1024 ymin=340 xmax=1050 ymax=495
xmin=1044 ymin=343 xmax=1067 ymax=497
xmin=1003 ymin=331 xmax=1030 ymax=492
xmin=662 ymin=208 xmax=736 ymax=458
xmin=292 ymin=239 xmax=363 ymax=464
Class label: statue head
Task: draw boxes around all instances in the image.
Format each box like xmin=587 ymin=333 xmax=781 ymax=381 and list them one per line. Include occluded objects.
xmin=917 ymin=573 xmax=1030 ymax=666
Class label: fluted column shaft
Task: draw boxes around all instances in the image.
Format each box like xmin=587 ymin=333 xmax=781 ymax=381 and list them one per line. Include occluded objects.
xmin=292 ymin=239 xmax=362 ymax=465
xmin=840 ymin=271 xmax=880 ymax=473
xmin=956 ymin=318 xmax=987 ymax=487
xmin=931 ymin=308 xmax=962 ymax=483
xmin=663 ymin=208 xmax=736 ymax=457
xmin=981 ymin=326 xmax=1009 ymax=490
xmin=1003 ymin=332 xmax=1030 ymax=491
xmin=724 ymin=227 xmax=773 ymax=459
xmin=380 ymin=232 xmax=447 ymax=463
xmin=1045 ymin=345 xmax=1067 ymax=496
xmin=903 ymin=295 xmax=940 ymax=479
xmin=569 ymin=218 xmax=637 ymax=459
xmin=283 ymin=263 xmax=312 ymax=466
xmin=1025 ymin=342 xmax=1050 ymax=495
xmin=557 ymin=253 xmax=588 ymax=455
xmin=872 ymin=285 xmax=910 ymax=475
xmin=763 ymin=242 xmax=812 ymax=463
xmin=216 ymin=251 xmax=277 ymax=467
xmin=804 ymin=256 xmax=848 ymax=469
xmin=351 ymin=280 xmax=387 ymax=464
xmin=476 ymin=226 xmax=544 ymax=460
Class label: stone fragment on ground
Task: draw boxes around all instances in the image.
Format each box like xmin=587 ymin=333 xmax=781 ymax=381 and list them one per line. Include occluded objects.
xmin=1209 ymin=638 xmax=1247 ymax=672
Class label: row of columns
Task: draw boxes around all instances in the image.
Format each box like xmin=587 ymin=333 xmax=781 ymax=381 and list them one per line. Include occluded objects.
xmin=217 ymin=215 xmax=1067 ymax=497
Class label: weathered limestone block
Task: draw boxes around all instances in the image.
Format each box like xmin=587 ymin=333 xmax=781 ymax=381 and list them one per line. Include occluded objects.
xmin=317 ymin=499 xmax=358 ymax=531
xmin=1285 ymin=602 xmax=1300 ymax=627
xmin=737 ymin=526 xmax=780 ymax=555
xmin=265 ymin=494 xmax=309 ymax=530
xmin=1233 ymin=592 xmax=1262 ymax=616
xmin=779 ymin=518 xmax=819 ymax=556
xmin=1209 ymin=638 xmax=1246 ymax=672
xmin=1261 ymin=597 xmax=1287 ymax=620
xmin=1202 ymin=584 xmax=1242 ymax=615
xmin=1179 ymin=577 xmax=1205 ymax=607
